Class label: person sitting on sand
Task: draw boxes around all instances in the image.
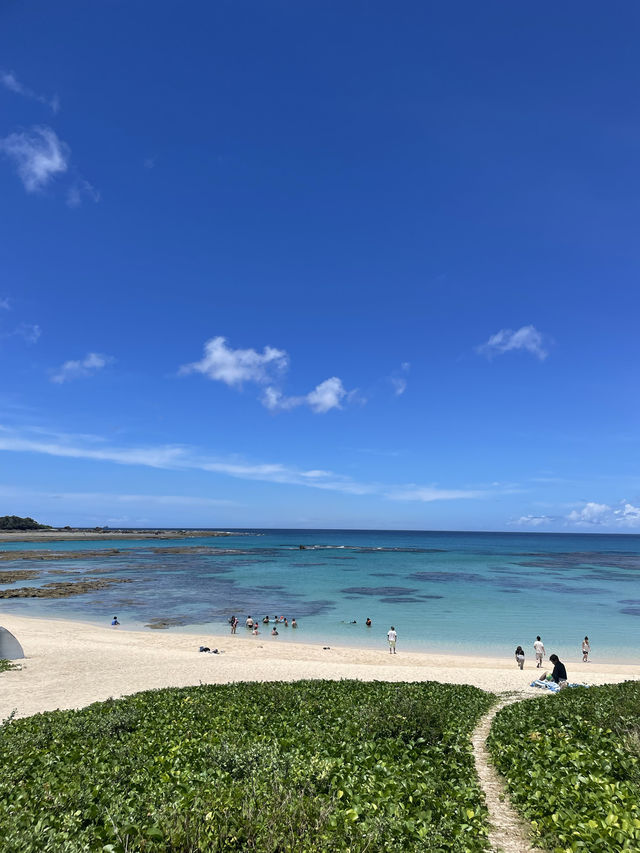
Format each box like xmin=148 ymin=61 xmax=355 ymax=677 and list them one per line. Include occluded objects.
xmin=111 ymin=616 xmax=120 ymax=626
xmin=582 ymin=636 xmax=590 ymax=662
xmin=540 ymin=654 xmax=567 ymax=686
xmin=271 ymin=626 xmax=278 ymax=636
xmin=366 ymin=617 xmax=372 ymax=627
xmin=515 ymin=645 xmax=525 ymax=670
xmin=291 ymin=618 xmax=297 ymax=628
xmin=245 ymin=616 xmax=253 ymax=628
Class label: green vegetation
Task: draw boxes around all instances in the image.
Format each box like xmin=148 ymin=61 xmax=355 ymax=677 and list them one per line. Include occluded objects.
xmin=0 ymin=659 xmax=19 ymax=672
xmin=0 ymin=680 xmax=494 ymax=852
xmin=488 ymin=682 xmax=640 ymax=852
xmin=0 ymin=515 xmax=51 ymax=531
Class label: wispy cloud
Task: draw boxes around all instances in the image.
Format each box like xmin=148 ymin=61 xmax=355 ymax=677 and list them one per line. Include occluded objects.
xmin=0 ymin=297 xmax=10 ymax=310
xmin=0 ymin=126 xmax=69 ymax=192
xmin=509 ymin=514 xmax=557 ymax=527
xmin=0 ymin=426 xmax=504 ymax=504
xmin=386 ymin=485 xmax=488 ymax=502
xmin=0 ymin=484 xmax=236 ymax=508
xmin=477 ymin=325 xmax=548 ymax=361
xmin=182 ymin=336 xmax=358 ymax=414
xmin=0 ymin=125 xmax=98 ymax=205
xmin=15 ymin=323 xmax=41 ymax=344
xmin=390 ymin=361 xmax=410 ymax=396
xmin=67 ymin=179 xmax=100 ymax=208
xmin=0 ymin=70 xmax=59 ymax=112
xmin=50 ymin=352 xmax=114 ymax=384
xmin=1 ymin=322 xmax=41 ymax=345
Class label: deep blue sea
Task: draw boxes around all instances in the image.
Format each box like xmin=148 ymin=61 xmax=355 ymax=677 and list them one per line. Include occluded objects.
xmin=1 ymin=529 xmax=639 ymax=663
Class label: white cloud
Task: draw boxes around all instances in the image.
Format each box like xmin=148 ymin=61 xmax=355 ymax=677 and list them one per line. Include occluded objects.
xmin=0 ymin=297 xmax=9 ymax=310
xmin=615 ymin=502 xmax=640 ymax=527
xmin=0 ymin=426 xmax=507 ymax=504
xmin=183 ymin=336 xmax=356 ymax=414
xmin=478 ymin=325 xmax=548 ymax=361
xmin=0 ymin=126 xmax=69 ymax=192
xmin=565 ymin=500 xmax=640 ymax=529
xmin=307 ymin=377 xmax=347 ymax=413
xmin=50 ymin=352 xmax=114 ymax=384
xmin=262 ymin=377 xmax=349 ymax=414
xmin=509 ymin=514 xmax=556 ymax=527
xmin=180 ymin=336 xmax=289 ymax=387
xmin=566 ymin=502 xmax=610 ymax=525
xmin=67 ymin=179 xmax=100 ymax=208
xmin=0 ymin=70 xmax=59 ymax=112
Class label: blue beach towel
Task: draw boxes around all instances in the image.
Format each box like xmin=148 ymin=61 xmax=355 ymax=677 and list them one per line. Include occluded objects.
xmin=531 ymin=680 xmax=589 ymax=691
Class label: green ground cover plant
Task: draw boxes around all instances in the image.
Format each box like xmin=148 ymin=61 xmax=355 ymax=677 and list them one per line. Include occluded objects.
xmin=0 ymin=680 xmax=493 ymax=852
xmin=0 ymin=658 xmax=19 ymax=672
xmin=488 ymin=681 xmax=640 ymax=852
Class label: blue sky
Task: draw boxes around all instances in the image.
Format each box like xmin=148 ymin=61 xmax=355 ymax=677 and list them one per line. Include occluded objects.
xmin=1 ymin=1 xmax=639 ymax=531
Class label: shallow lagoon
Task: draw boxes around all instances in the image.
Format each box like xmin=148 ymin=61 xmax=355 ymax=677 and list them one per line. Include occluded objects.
xmin=1 ymin=529 xmax=639 ymax=663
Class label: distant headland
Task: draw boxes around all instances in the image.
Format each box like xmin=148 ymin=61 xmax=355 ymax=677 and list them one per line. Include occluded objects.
xmin=0 ymin=516 xmax=236 ymax=542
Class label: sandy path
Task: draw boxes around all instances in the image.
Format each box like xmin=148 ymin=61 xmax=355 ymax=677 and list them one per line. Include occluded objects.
xmin=472 ymin=697 xmax=544 ymax=853
xmin=2 ymin=613 xmax=638 ymax=721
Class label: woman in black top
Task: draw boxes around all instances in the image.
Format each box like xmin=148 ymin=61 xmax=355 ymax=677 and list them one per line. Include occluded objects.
xmin=549 ymin=653 xmax=567 ymax=683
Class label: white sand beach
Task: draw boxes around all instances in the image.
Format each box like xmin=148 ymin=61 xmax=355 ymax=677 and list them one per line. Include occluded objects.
xmin=1 ymin=613 xmax=638 ymax=720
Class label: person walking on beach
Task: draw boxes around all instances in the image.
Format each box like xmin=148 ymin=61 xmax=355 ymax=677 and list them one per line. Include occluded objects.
xmin=582 ymin=636 xmax=591 ymax=662
xmin=387 ymin=626 xmax=397 ymax=654
xmin=515 ymin=645 xmax=525 ymax=670
xmin=533 ymin=636 xmax=545 ymax=668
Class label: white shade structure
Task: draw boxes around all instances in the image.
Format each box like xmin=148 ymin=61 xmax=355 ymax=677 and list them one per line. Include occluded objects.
xmin=0 ymin=626 xmax=24 ymax=660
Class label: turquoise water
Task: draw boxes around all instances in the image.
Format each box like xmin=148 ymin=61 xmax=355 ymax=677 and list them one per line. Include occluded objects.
xmin=1 ymin=529 xmax=639 ymax=663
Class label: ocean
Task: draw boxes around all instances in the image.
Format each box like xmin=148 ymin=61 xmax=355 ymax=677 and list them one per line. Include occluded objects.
xmin=1 ymin=529 xmax=639 ymax=663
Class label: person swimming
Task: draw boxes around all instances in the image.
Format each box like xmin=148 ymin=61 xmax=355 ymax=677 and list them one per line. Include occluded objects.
xmin=366 ymin=618 xmax=372 ymax=627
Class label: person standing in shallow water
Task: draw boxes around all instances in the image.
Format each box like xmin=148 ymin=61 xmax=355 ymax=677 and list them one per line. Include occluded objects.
xmin=387 ymin=626 xmax=397 ymax=654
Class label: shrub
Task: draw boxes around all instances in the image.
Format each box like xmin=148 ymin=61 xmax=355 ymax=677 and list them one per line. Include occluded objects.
xmin=0 ymin=680 xmax=494 ymax=851
xmin=488 ymin=681 xmax=640 ymax=852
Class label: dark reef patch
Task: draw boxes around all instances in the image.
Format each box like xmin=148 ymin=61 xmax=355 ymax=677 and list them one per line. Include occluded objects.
xmin=379 ymin=597 xmax=423 ymax=604
xmin=341 ymin=586 xmax=418 ymax=597
xmin=0 ymin=577 xmax=133 ymax=598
